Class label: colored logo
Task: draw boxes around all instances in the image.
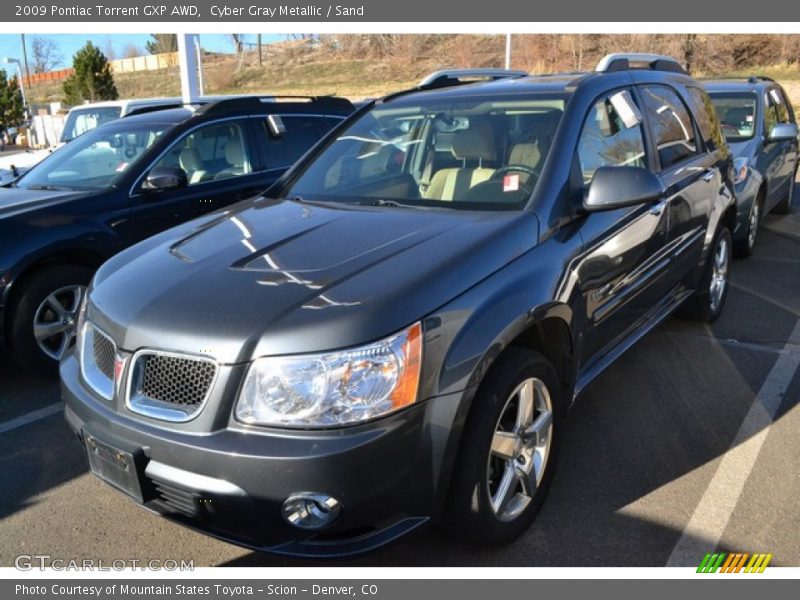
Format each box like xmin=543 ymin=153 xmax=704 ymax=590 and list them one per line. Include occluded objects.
xmin=697 ymin=552 xmax=772 ymax=573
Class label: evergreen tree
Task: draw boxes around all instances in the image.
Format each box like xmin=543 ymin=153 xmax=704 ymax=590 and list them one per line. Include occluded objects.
xmin=62 ymin=42 xmax=118 ymax=104
xmin=0 ymin=70 xmax=25 ymax=134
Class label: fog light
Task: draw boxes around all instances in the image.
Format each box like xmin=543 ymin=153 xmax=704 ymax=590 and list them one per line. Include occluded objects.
xmin=281 ymin=492 xmax=341 ymax=530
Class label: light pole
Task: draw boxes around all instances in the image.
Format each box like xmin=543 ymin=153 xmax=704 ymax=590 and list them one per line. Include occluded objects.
xmin=1 ymin=57 xmax=28 ymax=112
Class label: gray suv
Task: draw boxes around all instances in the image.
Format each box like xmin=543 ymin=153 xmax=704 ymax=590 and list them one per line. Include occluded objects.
xmin=62 ymin=54 xmax=736 ymax=557
xmin=705 ymin=77 xmax=798 ymax=256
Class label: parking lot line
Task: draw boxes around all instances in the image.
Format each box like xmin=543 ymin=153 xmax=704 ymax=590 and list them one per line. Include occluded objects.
xmin=666 ymin=319 xmax=800 ymax=566
xmin=0 ymin=403 xmax=62 ymax=435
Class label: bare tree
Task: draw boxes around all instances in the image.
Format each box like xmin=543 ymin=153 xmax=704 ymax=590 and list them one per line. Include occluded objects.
xmin=102 ymin=37 xmax=116 ymax=61
xmin=31 ymin=36 xmax=63 ymax=74
xmin=122 ymin=44 xmax=143 ymax=59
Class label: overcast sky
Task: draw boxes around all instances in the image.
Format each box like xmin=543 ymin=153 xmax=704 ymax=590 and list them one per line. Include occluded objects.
xmin=0 ymin=34 xmax=289 ymax=70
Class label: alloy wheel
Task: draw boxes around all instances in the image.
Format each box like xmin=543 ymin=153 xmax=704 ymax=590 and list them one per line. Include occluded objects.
xmin=747 ymin=201 xmax=760 ymax=250
xmin=709 ymin=235 xmax=729 ymax=313
xmin=32 ymin=284 xmax=85 ymax=361
xmin=486 ymin=377 xmax=554 ymax=522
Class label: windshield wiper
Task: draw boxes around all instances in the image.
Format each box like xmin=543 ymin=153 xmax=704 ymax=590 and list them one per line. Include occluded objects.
xmin=25 ymin=184 xmax=71 ymax=191
xmin=359 ymin=198 xmax=407 ymax=208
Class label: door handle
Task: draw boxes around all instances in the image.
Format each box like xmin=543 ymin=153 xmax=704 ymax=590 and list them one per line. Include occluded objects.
xmin=649 ymin=199 xmax=667 ymax=215
xmin=702 ymin=170 xmax=715 ymax=182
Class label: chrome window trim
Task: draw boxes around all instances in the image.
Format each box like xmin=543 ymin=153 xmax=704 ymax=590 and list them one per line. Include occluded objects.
xmin=128 ymin=115 xmax=249 ymax=198
xmin=129 ymin=113 xmax=346 ymax=198
xmin=79 ymin=322 xmax=115 ymax=401
xmin=125 ymin=348 xmax=219 ymax=423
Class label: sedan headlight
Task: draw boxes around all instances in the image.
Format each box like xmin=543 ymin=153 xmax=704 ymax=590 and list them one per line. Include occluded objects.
xmin=733 ymin=157 xmax=750 ymax=184
xmin=235 ymin=322 xmax=423 ymax=428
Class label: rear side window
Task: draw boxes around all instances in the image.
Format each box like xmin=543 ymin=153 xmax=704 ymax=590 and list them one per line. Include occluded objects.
xmin=577 ymin=90 xmax=648 ymax=185
xmin=640 ymin=86 xmax=699 ymax=170
xmin=260 ymin=116 xmax=342 ymax=170
xmin=687 ymin=86 xmax=725 ymax=152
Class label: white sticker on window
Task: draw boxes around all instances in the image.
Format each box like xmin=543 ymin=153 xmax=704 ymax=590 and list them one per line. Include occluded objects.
xmin=503 ymin=174 xmax=520 ymax=192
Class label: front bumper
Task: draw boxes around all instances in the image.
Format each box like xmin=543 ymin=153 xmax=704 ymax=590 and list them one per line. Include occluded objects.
xmin=61 ymin=354 xmax=467 ymax=557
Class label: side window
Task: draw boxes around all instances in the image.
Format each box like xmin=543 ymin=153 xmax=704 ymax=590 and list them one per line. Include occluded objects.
xmin=152 ymin=121 xmax=252 ymax=185
xmin=687 ymin=86 xmax=725 ymax=152
xmin=577 ymin=90 xmax=648 ymax=185
xmin=260 ymin=116 xmax=337 ymax=170
xmin=763 ymin=95 xmax=779 ymax=135
xmin=640 ymin=86 xmax=699 ymax=170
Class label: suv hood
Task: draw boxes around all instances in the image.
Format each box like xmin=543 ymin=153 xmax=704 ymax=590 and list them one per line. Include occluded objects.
xmin=0 ymin=187 xmax=85 ymax=218
xmin=90 ymin=198 xmax=539 ymax=363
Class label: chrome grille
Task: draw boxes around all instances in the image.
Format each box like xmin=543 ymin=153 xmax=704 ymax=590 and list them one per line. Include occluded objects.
xmin=79 ymin=323 xmax=116 ymax=400
xmin=92 ymin=329 xmax=116 ymax=380
xmin=127 ymin=351 xmax=217 ymax=422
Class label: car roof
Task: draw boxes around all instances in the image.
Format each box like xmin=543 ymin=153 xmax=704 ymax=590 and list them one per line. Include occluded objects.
xmin=381 ymin=68 xmax=697 ymax=106
xmin=703 ymin=79 xmax=773 ymax=93
xmin=118 ymin=107 xmax=195 ymax=125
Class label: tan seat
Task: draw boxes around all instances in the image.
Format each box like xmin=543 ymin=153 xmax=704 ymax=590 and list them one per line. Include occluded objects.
xmin=214 ymin=141 xmax=247 ymax=180
xmin=423 ymin=122 xmax=496 ymax=201
xmin=507 ymin=142 xmax=542 ymax=185
xmin=179 ymin=148 xmax=208 ymax=184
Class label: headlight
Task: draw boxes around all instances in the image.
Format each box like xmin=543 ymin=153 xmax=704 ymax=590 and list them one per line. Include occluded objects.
xmin=733 ymin=157 xmax=750 ymax=184
xmin=235 ymin=322 xmax=423 ymax=428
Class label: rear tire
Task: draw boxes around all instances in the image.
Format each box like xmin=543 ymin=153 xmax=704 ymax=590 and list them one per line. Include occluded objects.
xmin=441 ymin=347 xmax=563 ymax=546
xmin=773 ymin=172 xmax=795 ymax=215
xmin=9 ymin=265 xmax=93 ymax=377
xmin=678 ymin=226 xmax=732 ymax=323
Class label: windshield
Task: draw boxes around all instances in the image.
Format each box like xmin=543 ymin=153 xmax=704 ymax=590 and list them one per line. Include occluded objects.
xmin=17 ymin=120 xmax=171 ymax=191
xmin=283 ymin=94 xmax=566 ymax=210
xmin=709 ymin=93 xmax=758 ymax=142
xmin=60 ymin=106 xmax=123 ymax=143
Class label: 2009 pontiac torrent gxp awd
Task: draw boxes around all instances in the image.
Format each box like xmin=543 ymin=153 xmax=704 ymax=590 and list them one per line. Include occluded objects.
xmin=62 ymin=54 xmax=737 ymax=557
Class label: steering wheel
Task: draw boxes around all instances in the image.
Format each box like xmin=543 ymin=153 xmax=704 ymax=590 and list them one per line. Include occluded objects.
xmin=491 ymin=164 xmax=539 ymax=179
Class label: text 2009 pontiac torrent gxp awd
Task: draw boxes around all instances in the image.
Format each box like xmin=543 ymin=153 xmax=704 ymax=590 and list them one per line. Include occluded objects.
xmin=62 ymin=55 xmax=737 ymax=557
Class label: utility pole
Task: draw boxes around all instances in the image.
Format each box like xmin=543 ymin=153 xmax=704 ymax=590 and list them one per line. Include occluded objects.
xmin=20 ymin=34 xmax=31 ymax=89
xmin=505 ymin=34 xmax=512 ymax=70
xmin=194 ymin=37 xmax=204 ymax=96
xmin=257 ymin=34 xmax=263 ymax=66
xmin=177 ymin=34 xmax=201 ymax=104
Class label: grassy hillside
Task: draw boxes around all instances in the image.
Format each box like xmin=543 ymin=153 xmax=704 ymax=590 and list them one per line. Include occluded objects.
xmin=28 ymin=35 xmax=800 ymax=112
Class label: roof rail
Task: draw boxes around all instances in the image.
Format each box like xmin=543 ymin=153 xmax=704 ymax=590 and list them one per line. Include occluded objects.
xmin=419 ymin=68 xmax=528 ymax=88
xmin=595 ymin=53 xmax=687 ymax=74
xmin=195 ymin=95 xmax=354 ymax=115
xmin=748 ymin=75 xmax=776 ymax=84
xmin=125 ymin=103 xmax=193 ymax=117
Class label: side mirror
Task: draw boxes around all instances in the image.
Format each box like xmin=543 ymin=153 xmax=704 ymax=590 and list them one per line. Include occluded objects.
xmin=768 ymin=122 xmax=799 ymax=143
xmin=583 ymin=166 xmax=663 ymax=212
xmin=142 ymin=166 xmax=187 ymax=192
xmin=267 ymin=115 xmax=286 ymax=138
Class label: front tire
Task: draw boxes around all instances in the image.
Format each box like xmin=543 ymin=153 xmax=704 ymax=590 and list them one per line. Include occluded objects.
xmin=9 ymin=265 xmax=93 ymax=377
xmin=679 ymin=226 xmax=732 ymax=323
xmin=441 ymin=348 xmax=562 ymax=545
xmin=734 ymin=194 xmax=761 ymax=258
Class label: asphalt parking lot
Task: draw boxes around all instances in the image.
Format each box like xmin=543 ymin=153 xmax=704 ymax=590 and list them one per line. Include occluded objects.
xmin=1 ymin=193 xmax=799 ymax=568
